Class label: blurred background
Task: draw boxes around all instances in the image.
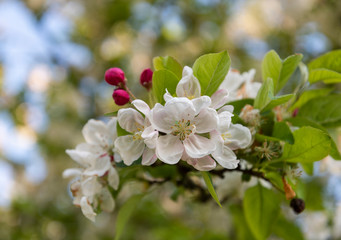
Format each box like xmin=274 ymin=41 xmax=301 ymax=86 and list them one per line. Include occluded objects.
xmin=0 ymin=0 xmax=341 ymax=239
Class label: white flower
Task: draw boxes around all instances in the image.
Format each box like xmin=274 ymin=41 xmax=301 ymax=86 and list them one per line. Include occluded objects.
xmin=211 ymin=107 xmax=252 ymax=169
xmin=150 ymin=97 xmax=218 ymax=164
xmin=164 ymin=66 xmax=230 ymax=110
xmin=114 ymin=100 xmax=158 ymax=166
xmin=63 ymin=161 xmax=119 ymax=222
xmin=219 ymin=69 xmax=260 ymax=101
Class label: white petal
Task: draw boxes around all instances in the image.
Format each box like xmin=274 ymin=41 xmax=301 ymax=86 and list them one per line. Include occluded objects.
xmin=245 ymin=81 xmax=261 ymax=98
xmin=191 ymin=96 xmax=211 ymax=115
xmin=108 ymin=166 xmax=119 ymax=190
xmin=117 ymin=108 xmax=145 ymax=133
xmin=182 ymin=152 xmax=216 ymax=171
xmin=226 ymin=124 xmax=252 ymax=150
xmin=115 ymin=136 xmax=145 ymax=165
xmin=156 ymin=135 xmax=184 ymax=164
xmin=81 ymin=176 xmax=101 ymax=197
xmin=211 ymin=130 xmax=239 ymax=169
xmin=150 ymin=98 xmax=195 ymax=133
xmin=220 ymin=69 xmax=246 ymax=93
xmin=63 ymin=168 xmax=82 ymax=178
xmin=66 ymin=149 xmax=94 ymax=167
xmin=107 ymin=117 xmax=118 ymax=143
xmin=80 ymin=196 xmax=97 ymax=222
xmin=83 ymin=155 xmax=111 ymax=177
xmin=194 ymin=108 xmax=218 ymax=133
xmin=142 ymin=148 xmax=157 ymax=166
xmin=163 ymin=90 xmax=173 ymax=102
xmin=142 ymin=125 xmax=158 ymax=149
xmin=218 ymin=105 xmax=234 ymax=114
xmin=176 ymin=66 xmax=201 ymax=98
xmin=99 ymin=188 xmax=115 ymax=212
xmin=210 ymin=89 xmax=229 ymax=109
xmin=82 ymin=119 xmax=108 ymax=145
xmin=113 ymin=152 xmax=122 ymax=163
xmin=132 ymin=99 xmax=151 ymax=116
xmin=217 ymin=111 xmax=233 ymax=133
xmin=183 ymin=134 xmax=216 ymax=158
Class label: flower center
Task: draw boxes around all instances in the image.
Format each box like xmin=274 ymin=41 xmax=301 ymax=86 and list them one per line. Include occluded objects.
xmin=133 ymin=123 xmax=144 ymax=141
xmin=171 ymin=119 xmax=195 ymax=141
xmin=221 ymin=132 xmax=232 ymax=142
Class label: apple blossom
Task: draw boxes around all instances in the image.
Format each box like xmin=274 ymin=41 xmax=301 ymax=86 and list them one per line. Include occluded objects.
xmin=114 ymin=100 xmax=158 ymax=166
xmin=149 ymin=97 xmax=218 ymax=165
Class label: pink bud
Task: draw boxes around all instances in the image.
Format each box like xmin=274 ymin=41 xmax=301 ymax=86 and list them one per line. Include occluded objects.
xmin=292 ymin=108 xmax=299 ymax=117
xmin=112 ymin=89 xmax=130 ymax=105
xmin=140 ymin=68 xmax=153 ymax=90
xmin=105 ymin=68 xmax=125 ymax=86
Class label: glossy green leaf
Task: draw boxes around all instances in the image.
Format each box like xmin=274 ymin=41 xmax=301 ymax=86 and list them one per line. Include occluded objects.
xmin=115 ymin=194 xmax=144 ymax=240
xmin=201 ymin=172 xmax=222 ymax=207
xmin=280 ymin=127 xmax=331 ymax=163
xmin=300 ymin=163 xmax=314 ymax=175
xmin=254 ymin=77 xmax=274 ymax=110
xmin=297 ymin=95 xmax=341 ymax=128
xmin=243 ymin=184 xmax=280 ymax=240
xmin=262 ymin=50 xmax=302 ymax=93
xmin=152 ymin=69 xmax=180 ymax=104
xmin=272 ymin=121 xmax=294 ymax=144
xmin=192 ymin=51 xmax=230 ymax=96
xmin=254 ymin=78 xmax=293 ymax=112
xmin=290 ymin=88 xmax=332 ymax=111
xmin=153 ymin=56 xmax=183 ymax=80
xmin=104 ymin=111 xmax=118 ymax=117
xmin=308 ymin=50 xmax=341 ymax=84
xmin=285 ymin=117 xmax=341 ymax=160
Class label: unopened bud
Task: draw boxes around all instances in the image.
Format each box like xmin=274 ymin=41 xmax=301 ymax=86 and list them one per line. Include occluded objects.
xmin=140 ymin=68 xmax=153 ymax=90
xmin=290 ymin=198 xmax=305 ymax=214
xmin=112 ymin=89 xmax=130 ymax=106
xmin=282 ymin=176 xmax=296 ymax=200
xmin=105 ymin=68 xmax=125 ymax=86
xmin=292 ymin=108 xmax=299 ymax=117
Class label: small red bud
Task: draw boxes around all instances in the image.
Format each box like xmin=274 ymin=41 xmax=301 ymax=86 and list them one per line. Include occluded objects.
xmin=105 ymin=68 xmax=125 ymax=86
xmin=292 ymin=108 xmax=299 ymax=117
xmin=140 ymin=68 xmax=153 ymax=90
xmin=112 ymin=89 xmax=130 ymax=106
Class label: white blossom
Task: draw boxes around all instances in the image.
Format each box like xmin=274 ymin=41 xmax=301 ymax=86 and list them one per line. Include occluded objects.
xmin=115 ymin=100 xmax=158 ymax=166
xmin=150 ymin=97 xmax=218 ymax=165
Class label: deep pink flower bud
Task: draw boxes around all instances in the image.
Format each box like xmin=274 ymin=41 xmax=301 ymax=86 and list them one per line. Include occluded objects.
xmin=105 ymin=68 xmax=125 ymax=86
xmin=292 ymin=108 xmax=299 ymax=117
xmin=112 ymin=89 xmax=130 ymax=105
xmin=140 ymin=68 xmax=153 ymax=90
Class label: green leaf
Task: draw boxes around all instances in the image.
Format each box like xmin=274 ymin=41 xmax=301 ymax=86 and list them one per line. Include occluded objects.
xmin=115 ymin=194 xmax=144 ymax=240
xmin=280 ymin=127 xmax=331 ymax=163
xmin=308 ymin=50 xmax=341 ymax=84
xmin=262 ymin=50 xmax=303 ymax=93
xmin=285 ymin=117 xmax=341 ymax=160
xmin=254 ymin=77 xmax=274 ymax=110
xmin=255 ymin=133 xmax=282 ymax=143
xmin=289 ymin=88 xmax=332 ymax=111
xmin=262 ymin=94 xmax=293 ymax=112
xmin=201 ymin=172 xmax=222 ymax=207
xmin=254 ymin=78 xmax=293 ymax=112
xmin=300 ymin=163 xmax=314 ymax=175
xmin=272 ymin=121 xmax=294 ymax=144
xmin=230 ymin=204 xmax=255 ymax=240
xmin=297 ymin=95 xmax=341 ymax=128
xmin=192 ymin=51 xmax=231 ymax=96
xmin=243 ymin=184 xmax=281 ymax=240
xmin=153 ymin=56 xmax=183 ymax=80
xmin=272 ymin=215 xmax=305 ymax=240
xmin=117 ymin=121 xmax=130 ymax=136
xmin=152 ymin=69 xmax=180 ymax=105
